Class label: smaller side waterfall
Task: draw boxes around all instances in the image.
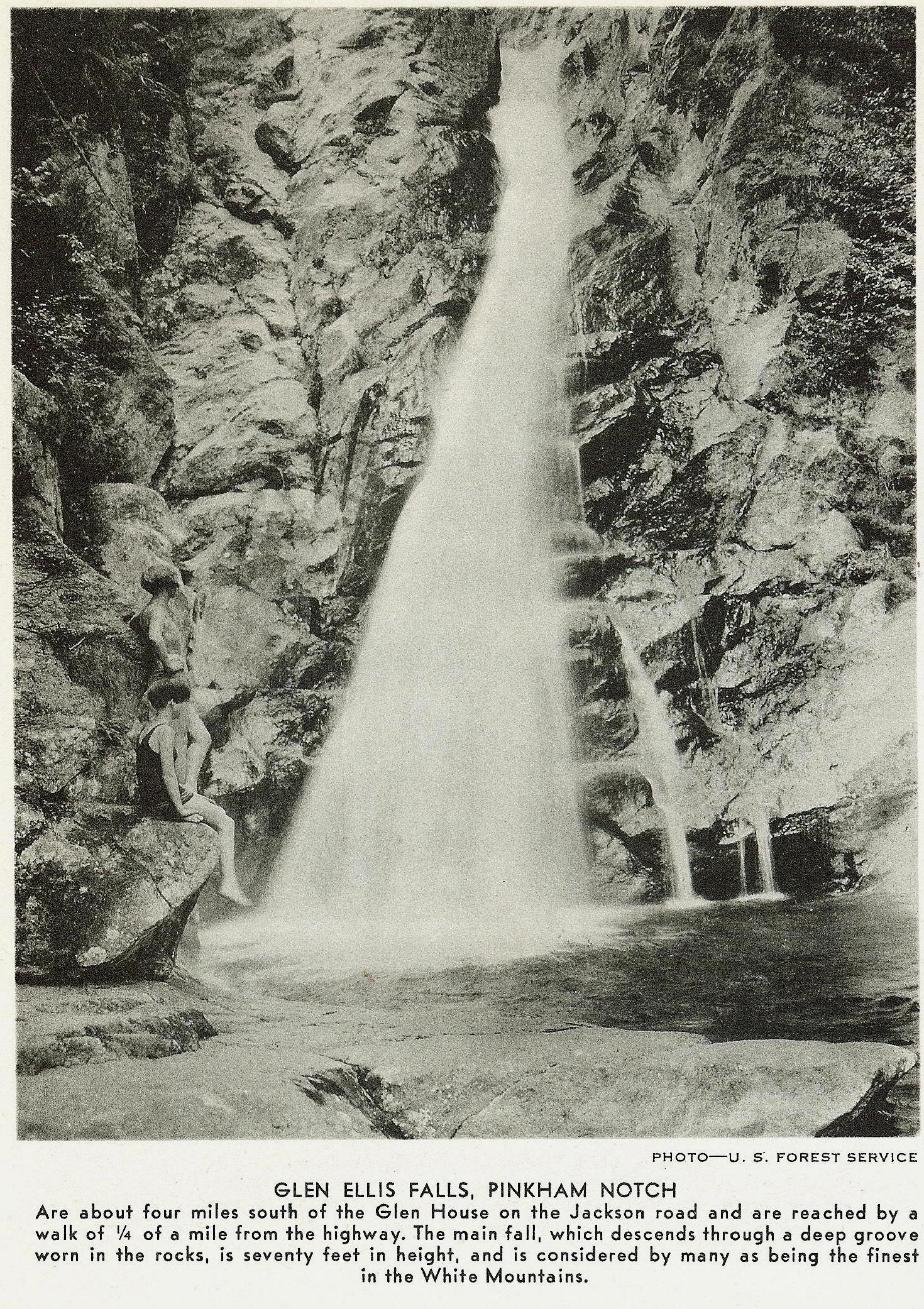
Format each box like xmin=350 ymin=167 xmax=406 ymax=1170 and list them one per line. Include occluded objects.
xmin=736 ymin=822 xmax=749 ymax=896
xmin=753 ymin=812 xmax=778 ymax=896
xmin=615 ymin=624 xmax=696 ymax=902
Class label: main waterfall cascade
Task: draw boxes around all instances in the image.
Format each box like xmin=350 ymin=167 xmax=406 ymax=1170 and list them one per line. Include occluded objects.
xmin=204 ymin=46 xmax=785 ymax=983
xmin=208 ymin=49 xmax=592 ymax=970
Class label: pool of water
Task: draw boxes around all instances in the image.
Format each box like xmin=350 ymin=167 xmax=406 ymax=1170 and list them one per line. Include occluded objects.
xmin=544 ymin=889 xmax=917 ymax=1047
xmin=208 ymin=883 xmax=917 ymax=1050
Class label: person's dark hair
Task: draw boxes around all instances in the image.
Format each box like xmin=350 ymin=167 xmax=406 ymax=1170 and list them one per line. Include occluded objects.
xmin=146 ymin=674 xmax=192 ymax=710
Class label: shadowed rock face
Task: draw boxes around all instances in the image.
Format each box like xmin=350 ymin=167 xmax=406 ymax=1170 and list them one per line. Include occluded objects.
xmin=526 ymin=5 xmax=915 ymax=898
xmin=16 ymin=806 xmax=218 ymax=982
xmin=12 ymin=7 xmax=916 ymax=970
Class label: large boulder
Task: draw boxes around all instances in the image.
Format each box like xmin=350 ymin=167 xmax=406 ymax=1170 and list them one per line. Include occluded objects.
xmin=15 ymin=513 xmax=145 ymax=805
xmin=12 ymin=371 xmax=63 ymax=533
xmin=16 ymin=805 xmax=219 ymax=982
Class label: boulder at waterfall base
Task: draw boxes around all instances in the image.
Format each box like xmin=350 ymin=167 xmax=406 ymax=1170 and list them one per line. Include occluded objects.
xmin=16 ymin=806 xmax=219 ymax=982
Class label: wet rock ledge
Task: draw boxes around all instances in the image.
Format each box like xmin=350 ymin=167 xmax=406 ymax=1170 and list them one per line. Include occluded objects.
xmin=17 ymin=981 xmax=916 ymax=1140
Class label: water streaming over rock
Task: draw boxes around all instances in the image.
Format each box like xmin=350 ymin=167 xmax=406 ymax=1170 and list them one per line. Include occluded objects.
xmin=737 ymin=824 xmax=750 ymax=896
xmin=615 ymin=628 xmax=696 ymax=902
xmin=753 ymin=812 xmax=779 ymax=896
xmin=210 ymin=48 xmax=589 ymax=969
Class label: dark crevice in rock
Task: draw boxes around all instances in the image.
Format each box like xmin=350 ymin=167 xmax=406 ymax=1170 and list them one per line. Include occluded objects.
xmin=340 ymin=27 xmax=387 ymax=53
xmin=355 ymin=92 xmax=403 ymax=131
xmin=77 ymin=885 xmax=206 ymax=984
xmin=459 ymin=35 xmax=501 ymax=130
xmin=296 ymin=1063 xmax=412 ymax=1139
xmin=254 ymin=119 xmax=302 ymax=174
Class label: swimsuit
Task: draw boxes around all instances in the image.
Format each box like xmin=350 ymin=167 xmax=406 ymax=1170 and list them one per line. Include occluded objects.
xmin=136 ymin=723 xmax=177 ymax=820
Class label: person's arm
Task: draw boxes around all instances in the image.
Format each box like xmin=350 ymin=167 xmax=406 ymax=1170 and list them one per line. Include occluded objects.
xmin=154 ymin=725 xmax=202 ymax=821
xmin=148 ymin=607 xmax=182 ymax=675
xmin=179 ymin=589 xmax=204 ymax=669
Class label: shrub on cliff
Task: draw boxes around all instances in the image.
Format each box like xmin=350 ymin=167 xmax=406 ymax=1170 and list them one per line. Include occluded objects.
xmin=650 ymin=6 xmax=913 ymax=395
xmin=766 ymin=7 xmax=914 ymax=392
xmin=11 ymin=9 xmax=198 ymax=400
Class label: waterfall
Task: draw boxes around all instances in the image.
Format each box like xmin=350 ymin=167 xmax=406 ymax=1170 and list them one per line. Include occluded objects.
xmin=554 ymin=438 xmax=587 ymax=525
xmin=753 ymin=812 xmax=778 ymax=896
xmin=223 ymin=48 xmax=587 ymax=968
xmin=615 ymin=626 xmax=696 ymax=902
xmin=736 ymin=822 xmax=749 ymax=896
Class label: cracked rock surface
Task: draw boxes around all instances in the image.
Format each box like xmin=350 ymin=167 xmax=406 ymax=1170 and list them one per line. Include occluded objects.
xmin=17 ymin=978 xmax=915 ymax=1140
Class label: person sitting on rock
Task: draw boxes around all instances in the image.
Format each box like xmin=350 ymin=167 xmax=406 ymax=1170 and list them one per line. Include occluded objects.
xmin=131 ymin=560 xmax=211 ymax=794
xmin=136 ymin=675 xmax=251 ymax=908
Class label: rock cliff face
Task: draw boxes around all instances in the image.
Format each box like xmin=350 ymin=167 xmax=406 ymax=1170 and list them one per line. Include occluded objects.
xmin=12 ymin=7 xmax=915 ymax=974
xmin=534 ymin=6 xmax=915 ymax=897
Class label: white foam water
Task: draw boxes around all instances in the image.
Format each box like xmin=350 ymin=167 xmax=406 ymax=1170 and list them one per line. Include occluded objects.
xmin=206 ymin=48 xmax=590 ymax=975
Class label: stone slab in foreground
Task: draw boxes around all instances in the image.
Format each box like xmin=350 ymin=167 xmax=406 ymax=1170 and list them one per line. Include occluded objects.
xmin=17 ymin=1007 xmax=914 ymax=1138
xmin=325 ymin=1028 xmax=915 ymax=1138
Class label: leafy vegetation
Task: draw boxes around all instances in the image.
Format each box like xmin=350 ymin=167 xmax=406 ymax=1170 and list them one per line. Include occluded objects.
xmin=767 ymin=6 xmax=915 ymax=391
xmin=11 ymin=9 xmax=198 ymax=401
xmin=652 ymin=6 xmax=914 ymax=394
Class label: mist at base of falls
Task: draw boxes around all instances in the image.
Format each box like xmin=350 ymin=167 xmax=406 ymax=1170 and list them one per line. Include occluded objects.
xmin=206 ymin=49 xmax=592 ymax=974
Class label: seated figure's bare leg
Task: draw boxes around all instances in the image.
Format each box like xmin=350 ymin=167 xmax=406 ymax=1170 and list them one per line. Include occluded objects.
xmin=182 ymin=793 xmax=251 ymax=907
xmin=181 ymin=704 xmax=212 ymax=794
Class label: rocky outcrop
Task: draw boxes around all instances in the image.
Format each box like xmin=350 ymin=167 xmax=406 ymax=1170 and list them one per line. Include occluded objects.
xmin=521 ymin=6 xmax=915 ymax=897
xmin=18 ymin=985 xmax=216 ymax=1076
xmin=15 ymin=512 xmax=144 ymax=807
xmin=16 ymin=806 xmax=219 ymax=981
